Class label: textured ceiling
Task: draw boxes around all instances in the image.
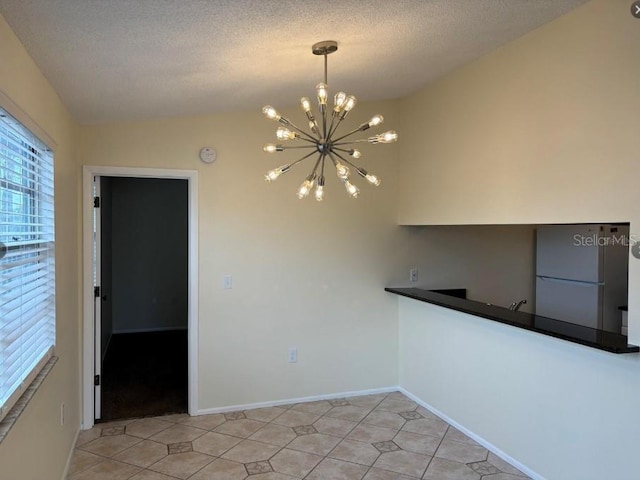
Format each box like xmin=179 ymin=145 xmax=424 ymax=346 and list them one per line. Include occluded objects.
xmin=0 ymin=0 xmax=588 ymax=124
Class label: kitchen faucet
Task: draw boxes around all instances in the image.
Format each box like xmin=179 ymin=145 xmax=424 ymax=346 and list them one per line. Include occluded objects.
xmin=508 ymin=299 xmax=527 ymax=311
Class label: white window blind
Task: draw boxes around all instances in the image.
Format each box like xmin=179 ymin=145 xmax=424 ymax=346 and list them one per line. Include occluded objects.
xmin=0 ymin=107 xmax=55 ymax=423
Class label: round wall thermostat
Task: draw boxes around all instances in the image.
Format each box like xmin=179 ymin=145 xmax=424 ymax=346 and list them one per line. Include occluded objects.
xmin=199 ymin=147 xmax=217 ymax=164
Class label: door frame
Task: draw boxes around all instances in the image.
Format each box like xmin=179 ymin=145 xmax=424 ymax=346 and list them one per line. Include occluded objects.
xmin=82 ymin=166 xmax=199 ymax=429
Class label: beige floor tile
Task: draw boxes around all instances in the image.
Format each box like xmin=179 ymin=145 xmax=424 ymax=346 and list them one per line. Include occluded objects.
xmin=435 ymin=438 xmax=488 ymax=464
xmin=373 ymin=450 xmax=431 ymax=477
xmin=480 ymin=474 xmax=527 ymax=480
xmin=363 ymin=410 xmax=406 ymax=430
xmin=270 ymin=448 xmax=323 ymax=477
xmin=113 ymin=439 xmax=168 ymax=468
xmin=271 ymin=410 xmax=321 ymax=427
xmin=376 ymin=398 xmax=418 ymax=414
xmin=329 ymin=439 xmax=380 ymax=466
xmin=68 ymin=459 xmax=141 ymax=480
xmin=363 ymin=467 xmax=416 ymax=479
xmin=251 ymin=473 xmax=300 ymax=480
xmin=347 ymin=424 xmax=397 ymax=443
xmin=487 ymin=452 xmax=528 ymax=477
xmin=305 ymin=457 xmax=368 ymax=480
xmin=192 ymin=431 xmax=243 ymax=456
xmin=129 ymin=470 xmax=178 ymax=480
xmin=325 ymin=405 xmax=372 ymax=422
xmin=221 ymin=439 xmax=281 ymax=463
xmin=313 ymin=416 xmax=358 ymax=437
xmin=126 ymin=418 xmax=173 ymax=439
xmin=416 ymin=406 xmax=442 ymax=421
xmin=76 ymin=427 xmax=102 ymax=447
xmin=214 ymin=418 xmax=266 ymax=438
xmin=149 ymin=424 xmax=207 ymax=444
xmin=347 ymin=394 xmax=388 ymax=409
xmin=249 ymin=423 xmax=297 ymax=446
xmin=401 ymin=418 xmax=449 ymax=438
xmin=443 ymin=427 xmax=479 ymax=446
xmin=423 ymin=457 xmax=480 ymax=480
xmin=386 ymin=392 xmax=411 ymax=401
xmin=81 ymin=434 xmax=142 ymax=457
xmin=245 ymin=406 xmax=288 ymax=422
xmin=290 ymin=401 xmax=333 ymax=415
xmin=188 ymin=458 xmax=248 ymax=480
xmin=67 ymin=449 xmax=104 ymax=475
xmin=392 ymin=431 xmax=441 ymax=455
xmin=148 ymin=451 xmax=214 ymax=479
xmin=287 ymin=432 xmax=341 ymax=456
xmin=179 ymin=413 xmax=226 ymax=430
xmin=153 ymin=413 xmax=189 ymax=423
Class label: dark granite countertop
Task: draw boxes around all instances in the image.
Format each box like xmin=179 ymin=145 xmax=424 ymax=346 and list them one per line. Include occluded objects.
xmin=385 ymin=287 xmax=639 ymax=354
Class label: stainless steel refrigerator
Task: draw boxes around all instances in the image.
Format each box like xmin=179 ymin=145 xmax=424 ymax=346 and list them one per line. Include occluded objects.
xmin=535 ymin=224 xmax=629 ymax=333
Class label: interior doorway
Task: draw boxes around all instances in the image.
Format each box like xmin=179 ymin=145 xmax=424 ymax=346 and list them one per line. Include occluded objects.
xmin=96 ymin=176 xmax=188 ymax=421
xmin=82 ymin=166 xmax=199 ymax=429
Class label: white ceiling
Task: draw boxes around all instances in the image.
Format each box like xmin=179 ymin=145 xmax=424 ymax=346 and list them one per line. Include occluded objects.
xmin=0 ymin=0 xmax=588 ymax=124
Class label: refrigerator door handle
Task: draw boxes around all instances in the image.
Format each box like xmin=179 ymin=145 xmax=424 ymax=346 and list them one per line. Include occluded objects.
xmin=536 ymin=275 xmax=605 ymax=287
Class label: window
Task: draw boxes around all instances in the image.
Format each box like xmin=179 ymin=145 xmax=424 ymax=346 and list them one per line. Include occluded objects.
xmin=0 ymin=107 xmax=55 ymax=422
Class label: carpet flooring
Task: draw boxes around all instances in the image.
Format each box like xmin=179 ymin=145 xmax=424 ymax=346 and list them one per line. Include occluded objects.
xmin=99 ymin=330 xmax=188 ymax=422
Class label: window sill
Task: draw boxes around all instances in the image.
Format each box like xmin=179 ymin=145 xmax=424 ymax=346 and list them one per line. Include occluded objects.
xmin=0 ymin=356 xmax=58 ymax=444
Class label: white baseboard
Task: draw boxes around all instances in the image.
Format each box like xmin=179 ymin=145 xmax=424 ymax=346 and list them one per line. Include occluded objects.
xmin=112 ymin=326 xmax=188 ymax=334
xmin=61 ymin=427 xmax=80 ymax=480
xmin=397 ymin=387 xmax=543 ymax=480
xmin=197 ymin=386 xmax=398 ymax=416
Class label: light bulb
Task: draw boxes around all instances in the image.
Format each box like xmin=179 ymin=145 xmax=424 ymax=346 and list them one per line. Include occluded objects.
xmin=343 ymin=180 xmax=360 ymax=198
xmin=264 ymin=165 xmax=290 ymax=182
xmin=262 ymin=105 xmax=280 ymax=121
xmin=350 ymin=149 xmax=361 ymax=159
xmin=368 ymin=115 xmax=384 ymax=127
xmin=335 ymin=162 xmax=350 ymax=180
xmin=276 ymin=127 xmax=296 ymax=140
xmin=342 ymin=95 xmax=357 ymax=113
xmin=300 ymin=97 xmax=311 ymax=113
xmin=314 ymin=176 xmax=325 ymax=201
xmin=263 ymin=143 xmax=283 ymax=153
xmin=297 ymin=177 xmax=315 ymax=199
xmin=365 ymin=173 xmax=381 ymax=186
xmin=369 ymin=130 xmax=398 ymax=144
xmin=333 ymin=92 xmax=347 ymax=112
xmin=316 ymin=83 xmax=328 ymax=106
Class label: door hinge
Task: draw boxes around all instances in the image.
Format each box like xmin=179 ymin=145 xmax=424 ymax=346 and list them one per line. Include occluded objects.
xmin=94 ymin=375 xmax=100 ymax=386
xmin=94 ymin=286 xmax=100 ymax=298
xmin=94 ymin=196 xmax=100 ymax=208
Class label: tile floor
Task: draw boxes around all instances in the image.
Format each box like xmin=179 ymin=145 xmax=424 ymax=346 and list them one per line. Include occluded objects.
xmin=68 ymin=392 xmax=530 ymax=480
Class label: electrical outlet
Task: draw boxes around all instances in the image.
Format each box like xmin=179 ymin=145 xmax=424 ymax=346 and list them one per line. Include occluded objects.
xmin=222 ymin=275 xmax=233 ymax=289
xmin=60 ymin=403 xmax=65 ymax=426
xmin=287 ymin=347 xmax=298 ymax=363
xmin=410 ymin=267 xmax=418 ymax=282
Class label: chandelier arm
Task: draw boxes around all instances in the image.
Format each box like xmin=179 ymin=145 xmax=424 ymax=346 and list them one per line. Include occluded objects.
xmin=320 ymin=153 xmax=326 ymax=178
xmin=331 ymin=126 xmax=365 ymax=143
xmin=289 ymin=150 xmax=322 ymax=169
xmin=332 ymin=150 xmax=361 ymax=171
xmin=333 ymin=147 xmax=361 ymax=156
xmin=281 ymin=145 xmax=318 ymax=150
xmin=283 ymin=118 xmax=320 ymax=142
xmin=332 ymin=139 xmax=370 ymax=146
xmin=308 ymin=154 xmax=323 ymax=178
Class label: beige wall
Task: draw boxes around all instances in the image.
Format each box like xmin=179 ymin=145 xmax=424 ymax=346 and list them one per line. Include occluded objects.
xmin=397 ymin=1 xmax=640 ymax=478
xmin=78 ymin=101 xmax=415 ymax=410
xmin=0 ymin=14 xmax=80 ymax=480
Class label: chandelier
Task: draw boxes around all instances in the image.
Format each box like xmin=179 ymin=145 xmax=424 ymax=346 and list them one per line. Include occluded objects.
xmin=262 ymin=40 xmax=398 ymax=201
